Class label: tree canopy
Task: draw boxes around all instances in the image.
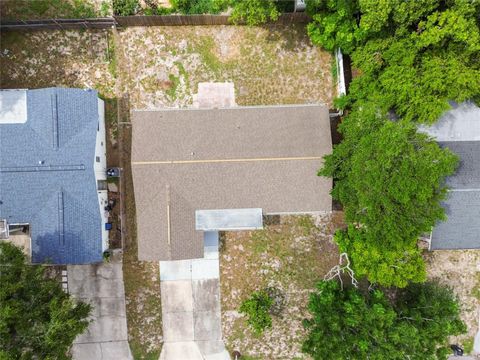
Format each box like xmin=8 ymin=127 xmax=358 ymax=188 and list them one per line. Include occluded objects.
xmin=308 ymin=0 xmax=480 ymax=123
xmin=320 ymin=111 xmax=458 ymax=287
xmin=302 ymin=280 xmax=466 ymax=360
xmin=309 ymin=0 xmax=479 ymax=286
xmin=0 ymin=242 xmax=91 ymax=360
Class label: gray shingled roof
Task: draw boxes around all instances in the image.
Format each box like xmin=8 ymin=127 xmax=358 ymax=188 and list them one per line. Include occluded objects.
xmin=131 ymin=105 xmax=332 ymax=261
xmin=422 ymin=101 xmax=480 ymax=250
xmin=0 ymin=88 xmax=103 ymax=264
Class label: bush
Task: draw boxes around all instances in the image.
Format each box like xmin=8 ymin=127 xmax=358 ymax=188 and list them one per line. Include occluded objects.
xmin=171 ymin=0 xmax=229 ymax=15
xmin=239 ymin=290 xmax=273 ymax=334
xmin=113 ymin=0 xmax=139 ymax=16
xmin=230 ymin=0 xmax=280 ymax=26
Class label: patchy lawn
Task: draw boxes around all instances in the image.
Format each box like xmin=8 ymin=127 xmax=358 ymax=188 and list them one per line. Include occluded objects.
xmin=0 ymin=0 xmax=105 ymax=20
xmin=220 ymin=213 xmax=344 ymax=359
xmin=1 ymin=29 xmax=115 ymax=96
xmin=425 ymin=250 xmax=480 ymax=354
xmin=119 ymin=24 xmax=334 ymax=108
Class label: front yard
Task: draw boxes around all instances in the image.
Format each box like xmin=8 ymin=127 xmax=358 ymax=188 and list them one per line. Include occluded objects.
xmin=220 ymin=213 xmax=344 ymax=359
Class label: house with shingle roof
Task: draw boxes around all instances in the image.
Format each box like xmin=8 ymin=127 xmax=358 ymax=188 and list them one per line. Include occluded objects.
xmin=131 ymin=105 xmax=333 ymax=261
xmin=420 ymin=101 xmax=480 ymax=250
xmin=0 ymin=88 xmax=108 ymax=264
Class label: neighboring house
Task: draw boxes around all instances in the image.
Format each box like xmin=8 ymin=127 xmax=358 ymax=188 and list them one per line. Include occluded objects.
xmin=420 ymin=101 xmax=480 ymax=250
xmin=131 ymin=105 xmax=333 ymax=261
xmin=0 ymin=88 xmax=108 ymax=264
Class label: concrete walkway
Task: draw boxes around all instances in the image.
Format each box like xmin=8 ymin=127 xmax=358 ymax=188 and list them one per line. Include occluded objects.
xmin=68 ymin=250 xmax=133 ymax=360
xmin=159 ymin=233 xmax=230 ymax=360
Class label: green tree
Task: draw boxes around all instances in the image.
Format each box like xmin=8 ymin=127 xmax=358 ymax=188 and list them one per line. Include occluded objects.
xmin=302 ymin=280 xmax=466 ymax=360
xmin=171 ymin=0 xmax=229 ymax=15
xmin=230 ymin=0 xmax=280 ymax=26
xmin=309 ymin=0 xmax=480 ymax=123
xmin=306 ymin=0 xmax=361 ymax=54
xmin=0 ymin=242 xmax=91 ymax=359
xmin=112 ymin=0 xmax=139 ymax=16
xmin=320 ymin=110 xmax=458 ymax=287
xmin=309 ymin=0 xmax=479 ymax=289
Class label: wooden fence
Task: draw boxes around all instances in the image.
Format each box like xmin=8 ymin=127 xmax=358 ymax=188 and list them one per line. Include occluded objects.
xmin=0 ymin=18 xmax=116 ymax=31
xmin=0 ymin=13 xmax=311 ymax=31
xmin=114 ymin=13 xmax=311 ymax=26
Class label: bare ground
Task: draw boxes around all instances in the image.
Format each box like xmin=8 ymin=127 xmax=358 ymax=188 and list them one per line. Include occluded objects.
xmin=118 ymin=24 xmax=335 ymax=108
xmin=425 ymin=250 xmax=480 ymax=354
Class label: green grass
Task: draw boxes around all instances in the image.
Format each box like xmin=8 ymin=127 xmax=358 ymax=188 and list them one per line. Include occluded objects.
xmin=129 ymin=341 xmax=160 ymax=360
xmin=297 ymin=215 xmax=316 ymax=236
xmin=471 ymin=272 xmax=480 ymax=301
xmin=175 ymin=61 xmax=190 ymax=91
xmin=166 ymin=73 xmax=180 ymax=101
xmin=1 ymin=0 xmax=97 ymax=20
xmin=107 ymin=36 xmax=117 ymax=79
xmin=196 ymin=36 xmax=221 ymax=74
xmin=462 ymin=337 xmax=474 ymax=354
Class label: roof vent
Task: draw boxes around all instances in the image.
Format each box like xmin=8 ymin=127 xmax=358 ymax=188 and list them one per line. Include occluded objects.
xmin=0 ymin=219 xmax=9 ymax=239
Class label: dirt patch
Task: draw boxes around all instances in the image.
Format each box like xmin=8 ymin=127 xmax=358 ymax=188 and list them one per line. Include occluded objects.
xmin=118 ymin=24 xmax=334 ymax=109
xmin=220 ymin=213 xmax=344 ymax=359
xmin=425 ymin=250 xmax=480 ymax=354
xmin=121 ymin=125 xmax=163 ymax=359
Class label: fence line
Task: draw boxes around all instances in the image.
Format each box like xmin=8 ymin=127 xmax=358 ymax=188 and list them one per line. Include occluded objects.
xmin=0 ymin=13 xmax=311 ymax=31
xmin=114 ymin=13 xmax=311 ymax=26
xmin=0 ymin=18 xmax=116 ymax=30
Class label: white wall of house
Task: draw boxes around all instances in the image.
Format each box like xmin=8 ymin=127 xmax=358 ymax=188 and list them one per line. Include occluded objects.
xmin=95 ymin=98 xmax=109 ymax=252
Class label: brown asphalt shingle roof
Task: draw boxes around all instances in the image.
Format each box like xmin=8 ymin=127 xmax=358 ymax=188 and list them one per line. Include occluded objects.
xmin=132 ymin=105 xmax=333 ymax=261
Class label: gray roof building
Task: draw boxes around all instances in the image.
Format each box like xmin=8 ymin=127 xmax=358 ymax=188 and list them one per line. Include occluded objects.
xmin=0 ymin=88 xmax=108 ymax=264
xmin=420 ymin=101 xmax=480 ymax=250
xmin=131 ymin=105 xmax=332 ymax=261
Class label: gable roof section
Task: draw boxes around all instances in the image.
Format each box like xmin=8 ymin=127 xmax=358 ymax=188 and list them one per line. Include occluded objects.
xmin=421 ymin=101 xmax=480 ymax=250
xmin=132 ymin=105 xmax=333 ymax=261
xmin=0 ymin=88 xmax=103 ymax=264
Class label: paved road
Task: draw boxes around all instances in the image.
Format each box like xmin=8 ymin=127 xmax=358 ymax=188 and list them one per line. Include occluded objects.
xmin=68 ymin=250 xmax=133 ymax=360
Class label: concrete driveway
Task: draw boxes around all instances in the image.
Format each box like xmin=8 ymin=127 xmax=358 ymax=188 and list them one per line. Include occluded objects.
xmin=68 ymin=250 xmax=133 ymax=360
xmin=159 ymin=232 xmax=230 ymax=360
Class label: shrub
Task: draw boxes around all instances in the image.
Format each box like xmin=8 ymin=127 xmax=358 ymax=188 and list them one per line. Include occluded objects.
xmin=113 ymin=0 xmax=139 ymax=16
xmin=239 ymin=290 xmax=273 ymax=334
xmin=171 ymin=0 xmax=229 ymax=15
xmin=230 ymin=0 xmax=280 ymax=26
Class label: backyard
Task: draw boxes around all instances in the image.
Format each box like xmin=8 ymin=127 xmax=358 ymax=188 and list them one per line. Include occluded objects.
xmin=118 ymin=24 xmax=335 ymax=108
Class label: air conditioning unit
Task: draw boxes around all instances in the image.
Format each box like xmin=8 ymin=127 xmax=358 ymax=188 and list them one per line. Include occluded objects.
xmin=0 ymin=219 xmax=9 ymax=239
